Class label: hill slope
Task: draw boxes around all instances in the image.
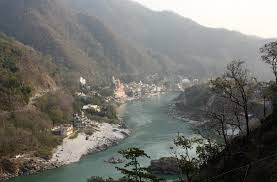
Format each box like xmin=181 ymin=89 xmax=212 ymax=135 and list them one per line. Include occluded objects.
xmin=0 ymin=0 xmax=272 ymax=81
xmin=0 ymin=33 xmax=57 ymax=111
xmin=0 ymin=33 xmax=66 ymax=164
xmin=197 ymin=115 xmax=277 ymax=182
xmin=66 ymin=0 xmax=271 ymax=79
xmin=0 ymin=0 xmax=169 ymax=86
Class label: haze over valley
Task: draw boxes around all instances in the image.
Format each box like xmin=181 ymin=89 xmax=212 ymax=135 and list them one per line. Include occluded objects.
xmin=0 ymin=1 xmax=276 ymax=182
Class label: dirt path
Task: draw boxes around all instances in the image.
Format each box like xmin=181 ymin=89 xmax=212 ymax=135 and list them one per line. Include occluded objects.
xmin=0 ymin=87 xmax=59 ymax=116
xmin=28 ymin=87 xmax=59 ymax=106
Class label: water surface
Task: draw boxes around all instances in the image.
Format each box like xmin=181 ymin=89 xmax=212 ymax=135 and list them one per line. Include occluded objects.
xmin=8 ymin=93 xmax=193 ymax=182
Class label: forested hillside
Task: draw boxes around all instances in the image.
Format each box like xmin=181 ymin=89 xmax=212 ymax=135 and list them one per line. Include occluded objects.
xmin=0 ymin=0 xmax=276 ymax=181
xmin=0 ymin=33 xmax=71 ymax=161
xmin=0 ymin=33 xmax=57 ymax=111
xmin=65 ymin=0 xmax=271 ymax=79
xmin=0 ymin=0 xmax=167 ymax=87
xmin=0 ymin=0 xmax=272 ymax=84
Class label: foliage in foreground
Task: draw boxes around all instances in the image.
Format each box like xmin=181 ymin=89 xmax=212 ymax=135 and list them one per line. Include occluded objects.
xmin=173 ymin=134 xmax=221 ymax=182
xmin=89 ymin=134 xmax=221 ymax=182
xmin=89 ymin=148 xmax=164 ymax=182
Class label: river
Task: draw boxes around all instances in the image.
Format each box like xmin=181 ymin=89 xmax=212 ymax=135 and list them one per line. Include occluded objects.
xmin=8 ymin=93 xmax=194 ymax=182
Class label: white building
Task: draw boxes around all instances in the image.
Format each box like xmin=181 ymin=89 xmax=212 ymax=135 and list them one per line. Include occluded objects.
xmin=73 ymin=112 xmax=97 ymax=129
xmin=76 ymin=92 xmax=87 ymax=97
xmin=82 ymin=104 xmax=101 ymax=112
xmin=52 ymin=124 xmax=74 ymax=137
xmin=193 ymin=79 xmax=199 ymax=85
xmin=80 ymin=77 xmax=86 ymax=85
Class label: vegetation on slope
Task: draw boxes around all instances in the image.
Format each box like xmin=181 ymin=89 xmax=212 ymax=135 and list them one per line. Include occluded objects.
xmin=0 ymin=0 xmax=271 ymax=83
xmin=66 ymin=0 xmax=271 ymax=79
xmin=35 ymin=91 xmax=74 ymax=126
xmin=0 ymin=34 xmax=31 ymax=110
xmin=88 ymin=41 xmax=277 ymax=182
xmin=0 ymin=0 xmax=167 ymax=87
xmin=196 ymin=115 xmax=277 ymax=182
xmin=0 ymin=111 xmax=62 ymax=159
xmin=0 ymin=33 xmax=57 ymax=111
xmin=0 ymin=33 xmax=61 ymax=161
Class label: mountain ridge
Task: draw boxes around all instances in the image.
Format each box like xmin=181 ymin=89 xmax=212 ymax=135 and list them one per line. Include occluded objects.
xmin=65 ymin=0 xmax=271 ymax=79
xmin=0 ymin=0 xmax=167 ymax=87
xmin=0 ymin=0 xmax=273 ymax=83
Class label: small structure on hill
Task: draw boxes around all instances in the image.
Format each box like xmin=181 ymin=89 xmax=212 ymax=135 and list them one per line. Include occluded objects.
xmin=80 ymin=77 xmax=86 ymax=86
xmin=52 ymin=124 xmax=74 ymax=137
xmin=82 ymin=104 xmax=101 ymax=112
xmin=73 ymin=112 xmax=97 ymax=129
xmin=192 ymin=79 xmax=199 ymax=85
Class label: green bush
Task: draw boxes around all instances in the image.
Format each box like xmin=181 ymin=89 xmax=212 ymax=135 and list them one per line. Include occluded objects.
xmin=2 ymin=58 xmax=18 ymax=73
xmin=0 ymin=111 xmax=63 ymax=158
xmin=0 ymin=38 xmax=33 ymax=108
xmin=35 ymin=147 xmax=53 ymax=160
xmin=100 ymin=88 xmax=114 ymax=97
xmin=84 ymin=128 xmax=95 ymax=136
xmin=35 ymin=92 xmax=74 ymax=125
xmin=0 ymin=159 xmax=17 ymax=174
xmin=48 ymin=107 xmax=64 ymax=123
xmin=105 ymin=105 xmax=117 ymax=119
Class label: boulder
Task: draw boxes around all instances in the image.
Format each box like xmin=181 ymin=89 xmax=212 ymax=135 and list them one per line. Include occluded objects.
xmin=148 ymin=157 xmax=180 ymax=175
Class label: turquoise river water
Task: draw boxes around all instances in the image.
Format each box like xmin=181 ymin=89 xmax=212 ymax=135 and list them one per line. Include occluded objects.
xmin=8 ymin=93 xmax=194 ymax=182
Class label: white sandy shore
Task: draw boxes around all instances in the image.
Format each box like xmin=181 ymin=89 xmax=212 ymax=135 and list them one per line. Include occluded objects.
xmin=50 ymin=123 xmax=130 ymax=166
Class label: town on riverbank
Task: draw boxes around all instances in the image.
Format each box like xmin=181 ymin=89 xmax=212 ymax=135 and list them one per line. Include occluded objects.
xmin=0 ymin=73 xmax=201 ymax=181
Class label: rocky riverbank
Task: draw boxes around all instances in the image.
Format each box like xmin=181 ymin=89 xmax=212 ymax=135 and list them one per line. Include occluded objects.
xmin=0 ymin=123 xmax=129 ymax=181
xmin=168 ymin=101 xmax=208 ymax=126
xmin=51 ymin=123 xmax=129 ymax=166
xmin=0 ymin=155 xmax=58 ymax=181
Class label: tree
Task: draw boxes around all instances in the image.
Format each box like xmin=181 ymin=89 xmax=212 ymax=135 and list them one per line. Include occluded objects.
xmin=257 ymin=82 xmax=273 ymax=119
xmin=206 ymin=99 xmax=230 ymax=150
xmin=88 ymin=177 xmax=127 ymax=182
xmin=210 ymin=60 xmax=255 ymax=136
xmin=173 ymin=134 xmax=221 ymax=182
xmin=260 ymin=41 xmax=277 ymax=83
xmin=232 ymin=103 xmax=243 ymax=132
xmin=89 ymin=148 xmax=162 ymax=182
xmin=195 ymin=131 xmax=222 ymax=167
xmin=116 ymin=148 xmax=161 ymax=182
xmin=206 ymin=96 xmax=243 ymax=151
xmin=106 ymin=105 xmax=117 ymax=119
xmin=173 ymin=135 xmax=201 ymax=182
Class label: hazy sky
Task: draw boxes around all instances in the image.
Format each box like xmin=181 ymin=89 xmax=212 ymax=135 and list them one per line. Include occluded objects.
xmin=132 ymin=0 xmax=277 ymax=38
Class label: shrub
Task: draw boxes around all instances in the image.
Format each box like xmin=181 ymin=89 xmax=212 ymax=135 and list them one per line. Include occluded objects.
xmin=35 ymin=148 xmax=52 ymax=160
xmin=35 ymin=92 xmax=74 ymax=125
xmin=0 ymin=159 xmax=17 ymax=174
xmin=84 ymin=128 xmax=95 ymax=136
xmin=48 ymin=107 xmax=64 ymax=124
xmin=105 ymin=105 xmax=117 ymax=119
